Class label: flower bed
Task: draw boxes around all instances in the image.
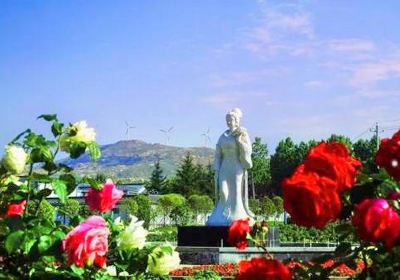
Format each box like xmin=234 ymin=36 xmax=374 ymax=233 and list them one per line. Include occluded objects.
xmin=170 ymin=260 xmax=364 ymax=278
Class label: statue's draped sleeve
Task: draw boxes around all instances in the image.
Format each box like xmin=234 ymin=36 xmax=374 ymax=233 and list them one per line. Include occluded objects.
xmin=237 ymin=128 xmax=255 ymax=218
xmin=237 ymin=128 xmax=253 ymax=170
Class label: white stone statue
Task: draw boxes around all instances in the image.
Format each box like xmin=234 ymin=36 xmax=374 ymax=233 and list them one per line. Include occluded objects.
xmin=207 ymin=108 xmax=254 ymax=226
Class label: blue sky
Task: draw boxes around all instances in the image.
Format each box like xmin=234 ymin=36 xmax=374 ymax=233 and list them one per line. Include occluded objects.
xmin=1 ymin=0 xmax=400 ymax=152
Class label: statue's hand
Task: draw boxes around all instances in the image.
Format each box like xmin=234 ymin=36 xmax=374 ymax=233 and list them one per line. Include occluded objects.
xmin=233 ymin=127 xmax=247 ymax=140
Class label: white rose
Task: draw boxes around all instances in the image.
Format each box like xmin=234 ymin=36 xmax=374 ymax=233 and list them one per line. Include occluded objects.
xmin=147 ymin=244 xmax=180 ymax=276
xmin=117 ymin=215 xmax=148 ymax=251
xmin=60 ymin=121 xmax=96 ymax=152
xmin=2 ymin=145 xmax=28 ymax=174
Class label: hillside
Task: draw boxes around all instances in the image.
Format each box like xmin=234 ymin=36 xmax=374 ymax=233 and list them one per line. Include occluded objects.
xmin=61 ymin=140 xmax=215 ymax=179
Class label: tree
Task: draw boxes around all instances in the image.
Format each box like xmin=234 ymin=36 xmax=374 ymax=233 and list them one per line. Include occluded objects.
xmin=173 ymin=152 xmax=198 ymax=196
xmin=249 ymin=198 xmax=262 ymax=217
xmin=188 ymin=194 xmax=213 ymax=223
xmin=270 ymin=138 xmax=318 ymax=195
xmin=134 ymin=195 xmax=154 ymax=228
xmin=120 ymin=197 xmax=139 ymax=217
xmin=249 ymin=137 xmax=271 ymax=198
xmin=261 ymin=197 xmax=276 ymax=220
xmin=158 ymin=194 xmax=186 ymax=225
xmin=353 ymin=136 xmax=378 ymax=173
xmin=270 ymin=138 xmax=299 ymax=195
xmin=272 ymin=196 xmax=283 ymax=221
xmin=147 ymin=160 xmax=166 ymax=194
xmin=169 ymin=203 xmax=192 ymax=226
xmin=194 ymin=163 xmax=214 ymax=197
xmin=327 ymin=134 xmax=353 ymax=152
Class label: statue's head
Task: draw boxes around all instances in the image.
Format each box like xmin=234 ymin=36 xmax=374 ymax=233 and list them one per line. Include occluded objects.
xmin=226 ymin=108 xmax=242 ymax=131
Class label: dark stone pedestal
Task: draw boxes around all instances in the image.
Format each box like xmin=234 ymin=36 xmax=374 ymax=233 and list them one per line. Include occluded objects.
xmin=177 ymin=226 xmax=229 ymax=247
xmin=178 ymin=226 xmax=280 ymax=247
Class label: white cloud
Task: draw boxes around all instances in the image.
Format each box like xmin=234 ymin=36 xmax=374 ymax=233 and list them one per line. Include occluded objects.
xmin=202 ymin=91 xmax=272 ymax=108
xmin=241 ymin=8 xmax=315 ymax=58
xmin=327 ymin=39 xmax=375 ymax=52
xmin=349 ymin=57 xmax=400 ymax=86
xmin=265 ymin=10 xmax=314 ymax=38
xmin=209 ymin=68 xmax=290 ymax=87
xmin=304 ymin=80 xmax=327 ymax=89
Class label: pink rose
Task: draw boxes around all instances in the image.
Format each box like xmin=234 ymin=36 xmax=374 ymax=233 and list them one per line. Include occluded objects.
xmin=85 ymin=182 xmax=123 ymax=213
xmin=6 ymin=200 xmax=26 ymax=216
xmin=352 ymin=198 xmax=400 ymax=249
xmin=62 ymin=216 xmax=110 ymax=267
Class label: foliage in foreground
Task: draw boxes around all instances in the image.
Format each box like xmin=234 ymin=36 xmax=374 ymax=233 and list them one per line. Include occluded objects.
xmin=0 ymin=115 xmax=180 ymax=279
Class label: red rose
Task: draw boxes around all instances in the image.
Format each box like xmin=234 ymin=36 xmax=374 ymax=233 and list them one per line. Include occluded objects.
xmin=376 ymin=130 xmax=400 ymax=181
xmin=303 ymin=141 xmax=361 ymax=193
xmin=62 ymin=216 xmax=110 ymax=267
xmin=352 ymin=198 xmax=400 ymax=249
xmin=85 ymin=182 xmax=123 ymax=213
xmin=237 ymin=257 xmax=291 ymax=280
xmin=228 ymin=219 xmax=251 ymax=250
xmin=6 ymin=200 xmax=26 ymax=216
xmin=283 ymin=165 xmax=342 ymax=229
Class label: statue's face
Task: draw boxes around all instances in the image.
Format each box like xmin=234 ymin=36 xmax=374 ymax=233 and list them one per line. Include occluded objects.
xmin=226 ymin=114 xmax=239 ymax=131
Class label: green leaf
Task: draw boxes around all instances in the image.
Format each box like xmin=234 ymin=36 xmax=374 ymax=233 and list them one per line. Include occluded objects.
xmin=58 ymin=163 xmax=73 ymax=172
xmin=5 ymin=230 xmax=25 ymax=254
xmin=69 ymin=142 xmax=87 ymax=159
xmin=83 ymin=176 xmax=103 ymax=190
xmin=71 ymin=264 xmax=85 ymax=276
xmin=51 ymin=121 xmax=64 ymax=137
xmin=30 ymin=147 xmax=53 ymax=163
xmin=36 ymin=188 xmax=53 ymax=199
xmin=88 ymin=142 xmax=101 ymax=161
xmin=5 ymin=216 xmax=24 ymax=231
xmin=23 ymin=237 xmax=36 ymax=255
xmin=42 ymin=161 xmax=57 ymax=172
xmin=38 ymin=235 xmax=53 ymax=253
xmin=52 ymin=230 xmax=66 ymax=240
xmin=335 ymin=241 xmax=352 ymax=257
xmin=160 ymin=245 xmax=173 ymax=255
xmin=52 ymin=179 xmax=67 ymax=203
xmin=60 ymin=174 xmax=77 ymax=194
xmin=38 ymin=114 xmax=57 ymax=122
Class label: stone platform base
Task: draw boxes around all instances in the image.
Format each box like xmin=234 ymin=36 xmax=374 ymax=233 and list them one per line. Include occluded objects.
xmin=177 ymin=246 xmax=336 ymax=265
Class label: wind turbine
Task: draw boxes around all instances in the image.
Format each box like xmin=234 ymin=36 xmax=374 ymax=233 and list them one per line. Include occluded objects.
xmin=125 ymin=121 xmax=135 ymax=140
xmin=201 ymin=128 xmax=211 ymax=147
xmin=160 ymin=126 xmax=174 ymax=145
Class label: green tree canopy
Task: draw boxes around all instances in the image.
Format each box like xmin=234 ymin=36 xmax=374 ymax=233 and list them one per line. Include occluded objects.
xmin=353 ymin=135 xmax=378 ymax=173
xmin=133 ymin=194 xmax=154 ymax=228
xmin=120 ymin=197 xmax=139 ymax=217
xmin=261 ymin=197 xmax=276 ymax=219
xmin=147 ymin=160 xmax=166 ymax=194
xmin=173 ymin=152 xmax=198 ymax=196
xmin=188 ymin=194 xmax=213 ymax=216
xmin=250 ymin=137 xmax=271 ymax=197
xmin=158 ymin=193 xmax=186 ymax=224
xmin=327 ymin=134 xmax=353 ymax=152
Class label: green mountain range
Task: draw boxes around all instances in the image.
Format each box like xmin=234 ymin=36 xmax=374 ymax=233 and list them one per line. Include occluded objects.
xmin=61 ymin=140 xmax=215 ymax=180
